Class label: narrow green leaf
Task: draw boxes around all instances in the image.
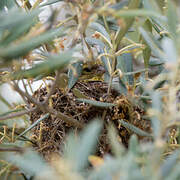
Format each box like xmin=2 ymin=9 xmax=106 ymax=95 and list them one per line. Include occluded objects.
xmin=128 ymin=135 xmax=139 ymax=155
xmin=110 ymin=1 xmax=129 ymax=10
xmin=12 ymin=51 xmax=73 ymax=79
xmin=85 ymin=37 xmax=111 ymax=75
xmin=162 ymin=37 xmax=178 ymax=63
xmin=68 ymin=61 xmax=83 ymax=90
xmin=115 ymin=9 xmax=165 ymax=21
xmin=112 ymin=77 xmax=127 ymax=95
xmin=151 ymin=91 xmax=162 ymax=138
xmin=17 ymin=114 xmax=49 ymax=139
xmin=160 ymin=150 xmax=180 ymax=179
xmin=139 ymin=27 xmax=164 ymax=58
xmin=85 ymin=37 xmax=106 ymax=49
xmin=143 ymin=0 xmax=162 ymax=13
xmin=117 ymin=53 xmax=134 ymax=85
xmin=0 ymin=0 xmax=17 ymax=10
xmin=141 ymin=19 xmax=152 ymax=69
xmin=115 ymin=0 xmax=140 ymax=48
xmin=0 ymin=108 xmax=24 ymax=118
xmin=153 ymin=79 xmax=167 ymax=90
xmin=63 ymin=120 xmax=102 ymax=171
xmin=72 ymin=88 xmax=89 ymax=99
xmin=1 ymin=19 xmax=36 ymax=46
xmin=108 ymin=124 xmax=125 ymax=157
xmin=166 ymin=0 xmax=177 ymax=41
xmin=149 ymin=57 xmax=164 ymax=66
xmin=8 ymin=150 xmax=54 ymax=177
xmin=0 ymin=9 xmax=40 ymax=31
xmin=0 ymin=28 xmax=66 ymax=60
xmin=89 ymin=22 xmax=111 ymax=43
xmin=77 ymin=98 xmax=115 ymax=108
xmin=119 ymin=119 xmax=152 ymax=137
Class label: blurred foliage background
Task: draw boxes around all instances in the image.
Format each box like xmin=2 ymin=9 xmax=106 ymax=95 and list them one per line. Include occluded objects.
xmin=0 ymin=0 xmax=180 ymax=179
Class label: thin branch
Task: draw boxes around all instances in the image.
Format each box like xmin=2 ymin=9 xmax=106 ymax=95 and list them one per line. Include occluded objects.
xmin=47 ymin=107 xmax=84 ymax=129
xmin=0 ymin=147 xmax=24 ymax=153
xmin=43 ymin=71 xmax=60 ymax=105
xmin=12 ymin=82 xmax=42 ymax=108
xmin=0 ymin=108 xmax=36 ymax=121
xmin=0 ymin=94 xmax=12 ymax=108
xmin=12 ymin=80 xmax=83 ymax=128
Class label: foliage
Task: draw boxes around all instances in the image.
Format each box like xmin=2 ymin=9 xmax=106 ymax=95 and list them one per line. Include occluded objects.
xmin=0 ymin=0 xmax=180 ymax=179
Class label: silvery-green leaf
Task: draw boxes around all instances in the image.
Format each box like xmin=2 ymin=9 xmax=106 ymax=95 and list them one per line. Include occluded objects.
xmin=162 ymin=37 xmax=178 ymax=63
xmin=63 ymin=120 xmax=102 ymax=172
xmin=89 ymin=22 xmax=111 ymax=43
xmin=77 ymin=98 xmax=115 ymax=108
xmin=68 ymin=61 xmax=83 ymax=90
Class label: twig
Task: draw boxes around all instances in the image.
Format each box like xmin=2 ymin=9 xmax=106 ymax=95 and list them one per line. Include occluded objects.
xmin=0 ymin=108 xmax=36 ymax=121
xmin=0 ymin=94 xmax=12 ymax=108
xmin=11 ymin=81 xmax=30 ymax=105
xmin=47 ymin=107 xmax=84 ymax=128
xmin=12 ymin=80 xmax=83 ymax=128
xmin=0 ymin=147 xmax=24 ymax=153
xmin=43 ymin=71 xmax=60 ymax=105
xmin=12 ymin=82 xmax=43 ymax=110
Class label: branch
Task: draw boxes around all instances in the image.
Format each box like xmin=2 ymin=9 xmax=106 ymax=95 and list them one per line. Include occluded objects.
xmin=0 ymin=108 xmax=36 ymax=121
xmin=47 ymin=107 xmax=84 ymax=129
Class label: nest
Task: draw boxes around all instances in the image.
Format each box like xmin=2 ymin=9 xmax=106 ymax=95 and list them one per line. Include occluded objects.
xmin=30 ymin=81 xmax=151 ymax=159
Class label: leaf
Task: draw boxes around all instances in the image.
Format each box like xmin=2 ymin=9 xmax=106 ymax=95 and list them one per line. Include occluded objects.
xmin=72 ymin=88 xmax=88 ymax=99
xmin=115 ymin=9 xmax=166 ymax=21
xmin=68 ymin=61 xmax=83 ymax=90
xmin=128 ymin=135 xmax=139 ymax=155
xmin=0 ymin=28 xmax=66 ymax=60
xmin=160 ymin=150 xmax=180 ymax=179
xmin=119 ymin=119 xmax=152 ymax=137
xmin=153 ymin=79 xmax=167 ymax=90
xmin=85 ymin=37 xmax=111 ymax=75
xmin=17 ymin=114 xmax=49 ymax=139
xmin=117 ymin=53 xmax=134 ymax=85
xmin=1 ymin=20 xmax=36 ymax=47
xmin=63 ymin=120 xmax=102 ymax=171
xmin=85 ymin=37 xmax=106 ymax=49
xmin=112 ymin=77 xmax=127 ymax=95
xmin=162 ymin=37 xmax=178 ymax=63
xmin=141 ymin=19 xmax=152 ymax=69
xmin=151 ymin=91 xmax=162 ymax=138
xmin=139 ymin=27 xmax=164 ymax=58
xmin=77 ymin=98 xmax=115 ymax=108
xmin=12 ymin=51 xmax=73 ymax=79
xmin=166 ymin=0 xmax=178 ymax=41
xmin=89 ymin=22 xmax=111 ymax=43
xmin=0 ymin=9 xmax=40 ymax=31
xmin=0 ymin=0 xmax=17 ymax=10
xmin=57 ymin=73 xmax=68 ymax=89
xmin=149 ymin=57 xmax=164 ymax=66
xmin=0 ymin=108 xmax=24 ymax=117
xmin=115 ymin=0 xmax=140 ymax=47
xmin=7 ymin=150 xmax=54 ymax=178
xmin=110 ymin=1 xmax=129 ymax=10
xmin=143 ymin=0 xmax=162 ymax=13
xmin=108 ymin=124 xmax=125 ymax=157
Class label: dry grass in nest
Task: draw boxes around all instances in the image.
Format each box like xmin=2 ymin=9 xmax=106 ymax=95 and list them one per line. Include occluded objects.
xmin=30 ymin=81 xmax=151 ymax=159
